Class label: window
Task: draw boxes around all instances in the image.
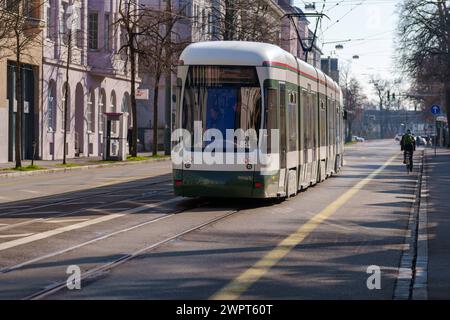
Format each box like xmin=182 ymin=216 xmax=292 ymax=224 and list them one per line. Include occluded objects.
xmin=288 ymin=92 xmax=297 ymax=152
xmin=207 ymin=12 xmax=212 ymax=35
xmin=46 ymin=2 xmax=53 ymax=39
xmin=47 ymin=81 xmax=56 ymax=131
xmin=320 ymin=97 xmax=326 ymax=147
xmin=264 ymin=87 xmax=278 ymax=154
xmin=104 ymin=13 xmax=110 ymax=51
xmin=193 ymin=4 xmax=198 ymax=25
xmin=182 ymin=66 xmax=261 ymax=151
xmin=110 ymin=91 xmax=117 ymax=136
xmin=4 ymin=0 xmax=19 ymax=12
xmin=88 ymin=12 xmax=98 ymax=50
xmin=279 ymin=83 xmax=286 ymax=166
xmin=120 ymin=26 xmax=128 ymax=59
xmin=61 ymin=2 xmax=69 ymax=45
xmin=24 ymin=0 xmax=31 ymax=17
xmin=62 ymin=83 xmax=70 ymax=132
xmin=87 ymin=90 xmax=95 ymax=133
xmin=201 ymin=9 xmax=206 ymax=34
xmin=98 ymin=91 xmax=106 ymax=133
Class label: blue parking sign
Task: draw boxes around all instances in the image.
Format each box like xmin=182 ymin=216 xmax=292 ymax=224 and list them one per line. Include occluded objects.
xmin=431 ymin=105 xmax=441 ymax=115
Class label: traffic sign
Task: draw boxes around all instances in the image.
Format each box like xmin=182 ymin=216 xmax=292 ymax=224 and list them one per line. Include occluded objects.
xmin=136 ymin=89 xmax=149 ymax=100
xmin=431 ymin=104 xmax=441 ymax=115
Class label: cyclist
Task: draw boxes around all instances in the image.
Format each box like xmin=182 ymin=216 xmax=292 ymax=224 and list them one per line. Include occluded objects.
xmin=400 ymin=129 xmax=416 ymax=164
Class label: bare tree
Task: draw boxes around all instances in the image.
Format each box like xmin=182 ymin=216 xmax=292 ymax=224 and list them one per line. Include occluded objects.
xmin=115 ymin=0 xmax=143 ymax=158
xmin=342 ymin=77 xmax=366 ymax=142
xmin=138 ymin=1 xmax=187 ymax=156
xmin=0 ymin=0 xmax=43 ymax=168
xmin=369 ymin=77 xmax=393 ymax=139
xmin=397 ymin=0 xmax=450 ymax=145
xmin=209 ymin=0 xmax=281 ymax=44
xmin=0 ymin=0 xmax=15 ymax=58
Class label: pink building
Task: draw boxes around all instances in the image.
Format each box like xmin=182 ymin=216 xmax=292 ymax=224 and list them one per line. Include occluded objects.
xmin=41 ymin=0 xmax=135 ymax=160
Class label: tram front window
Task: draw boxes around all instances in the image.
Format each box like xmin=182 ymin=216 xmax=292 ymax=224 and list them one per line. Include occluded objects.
xmin=182 ymin=66 xmax=261 ymax=150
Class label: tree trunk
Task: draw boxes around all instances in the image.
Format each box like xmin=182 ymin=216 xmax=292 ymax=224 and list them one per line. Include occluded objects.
xmin=152 ymin=75 xmax=161 ymax=156
xmin=164 ymin=0 xmax=172 ymax=156
xmin=130 ymin=46 xmax=138 ymax=157
xmin=14 ymin=37 xmax=22 ymax=169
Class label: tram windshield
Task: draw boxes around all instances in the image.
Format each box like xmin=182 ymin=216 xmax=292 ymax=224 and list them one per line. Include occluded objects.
xmin=182 ymin=66 xmax=262 ymax=149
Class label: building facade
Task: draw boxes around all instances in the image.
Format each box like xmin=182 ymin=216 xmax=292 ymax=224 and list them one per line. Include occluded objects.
xmin=137 ymin=0 xmax=285 ymax=152
xmin=40 ymin=0 xmax=134 ymax=160
xmin=0 ymin=0 xmax=44 ymax=163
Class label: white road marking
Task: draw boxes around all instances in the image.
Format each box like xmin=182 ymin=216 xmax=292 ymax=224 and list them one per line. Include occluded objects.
xmin=44 ymin=218 xmax=90 ymax=224
xmin=19 ymin=190 xmax=42 ymax=195
xmin=0 ymin=233 xmax=34 ymax=239
xmin=0 ymin=197 xmax=182 ymax=252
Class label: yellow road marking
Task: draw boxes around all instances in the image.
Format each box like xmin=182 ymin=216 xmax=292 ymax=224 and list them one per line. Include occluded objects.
xmin=210 ymin=153 xmax=399 ymax=300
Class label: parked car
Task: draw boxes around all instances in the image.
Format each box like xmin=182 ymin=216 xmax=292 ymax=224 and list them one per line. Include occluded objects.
xmin=394 ymin=134 xmax=402 ymax=142
xmin=416 ymin=136 xmax=427 ymax=146
xmin=352 ymin=136 xmax=365 ymax=142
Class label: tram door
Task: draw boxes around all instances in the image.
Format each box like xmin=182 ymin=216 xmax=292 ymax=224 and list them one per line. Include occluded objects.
xmin=279 ymin=83 xmax=287 ymax=193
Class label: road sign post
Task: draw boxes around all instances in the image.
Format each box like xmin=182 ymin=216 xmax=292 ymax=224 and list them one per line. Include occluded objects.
xmin=431 ymin=105 xmax=441 ymax=157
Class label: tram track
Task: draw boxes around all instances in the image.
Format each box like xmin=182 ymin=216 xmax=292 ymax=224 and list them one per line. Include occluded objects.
xmin=0 ymin=196 xmax=193 ymax=274
xmin=0 ymin=188 xmax=173 ymax=232
xmin=19 ymin=200 xmax=244 ymax=300
xmin=0 ymin=175 xmax=172 ymax=217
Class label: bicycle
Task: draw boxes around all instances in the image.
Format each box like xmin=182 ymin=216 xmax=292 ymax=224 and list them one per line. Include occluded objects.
xmin=404 ymin=150 xmax=413 ymax=173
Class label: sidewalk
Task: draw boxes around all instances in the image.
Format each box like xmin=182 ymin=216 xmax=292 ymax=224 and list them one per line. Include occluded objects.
xmin=0 ymin=152 xmax=170 ymax=178
xmin=425 ymin=147 xmax=450 ymax=299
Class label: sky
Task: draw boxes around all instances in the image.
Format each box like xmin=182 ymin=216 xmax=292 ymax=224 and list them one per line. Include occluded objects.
xmin=293 ymin=0 xmax=403 ymax=102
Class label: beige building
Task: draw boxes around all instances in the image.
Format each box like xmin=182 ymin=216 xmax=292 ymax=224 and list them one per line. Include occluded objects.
xmin=0 ymin=0 xmax=44 ymax=163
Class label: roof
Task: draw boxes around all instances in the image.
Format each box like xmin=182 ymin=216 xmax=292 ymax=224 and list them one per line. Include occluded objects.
xmin=179 ymin=41 xmax=340 ymax=92
xmin=180 ymin=41 xmax=293 ymax=66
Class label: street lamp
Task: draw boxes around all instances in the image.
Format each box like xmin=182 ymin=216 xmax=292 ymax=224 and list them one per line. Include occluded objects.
xmin=335 ymin=44 xmax=344 ymax=51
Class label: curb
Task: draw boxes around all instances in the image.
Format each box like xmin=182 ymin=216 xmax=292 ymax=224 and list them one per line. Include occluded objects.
xmin=393 ymin=150 xmax=425 ymax=300
xmin=412 ymin=150 xmax=429 ymax=300
xmin=0 ymin=158 xmax=171 ymax=179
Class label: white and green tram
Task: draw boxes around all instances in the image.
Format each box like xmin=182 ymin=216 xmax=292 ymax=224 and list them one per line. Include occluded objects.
xmin=172 ymin=41 xmax=344 ymax=199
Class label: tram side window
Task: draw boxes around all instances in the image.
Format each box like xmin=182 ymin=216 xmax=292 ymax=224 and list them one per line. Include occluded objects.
xmin=308 ymin=93 xmax=315 ymax=150
xmin=279 ymin=83 xmax=287 ymax=159
xmin=264 ymin=87 xmax=278 ymax=153
xmin=320 ymin=98 xmax=326 ymax=147
xmin=288 ymin=92 xmax=297 ymax=152
xmin=331 ymin=99 xmax=336 ymax=146
xmin=301 ymin=89 xmax=309 ymax=150
xmin=327 ymin=98 xmax=332 ymax=146
xmin=182 ymin=87 xmax=195 ymax=133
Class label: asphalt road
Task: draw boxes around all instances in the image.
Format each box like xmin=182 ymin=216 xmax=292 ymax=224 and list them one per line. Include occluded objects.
xmin=0 ymin=140 xmax=421 ymax=299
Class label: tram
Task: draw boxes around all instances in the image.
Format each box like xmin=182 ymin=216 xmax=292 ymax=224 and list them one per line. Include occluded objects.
xmin=172 ymin=41 xmax=344 ymax=199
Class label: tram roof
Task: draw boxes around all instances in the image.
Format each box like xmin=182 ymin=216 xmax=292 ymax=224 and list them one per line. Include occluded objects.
xmin=180 ymin=41 xmax=294 ymax=67
xmin=180 ymin=41 xmax=341 ymax=92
